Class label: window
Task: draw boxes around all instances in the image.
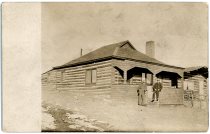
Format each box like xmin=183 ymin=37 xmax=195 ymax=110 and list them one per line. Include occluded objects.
xmin=171 ymin=78 xmax=178 ymax=88
xmin=184 ymin=80 xmax=194 ymax=91
xmin=86 ymin=69 xmax=97 ymax=84
xmin=142 ymin=73 xmax=153 ymax=85
xmin=146 ymin=73 xmax=153 ymax=85
xmin=92 ymin=69 xmax=97 ymax=83
xmin=86 ymin=70 xmax=92 ymax=84
xmin=142 ymin=73 xmax=146 ymax=82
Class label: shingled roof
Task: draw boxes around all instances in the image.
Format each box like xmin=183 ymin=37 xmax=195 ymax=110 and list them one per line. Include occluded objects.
xmin=54 ymin=40 xmax=183 ymax=69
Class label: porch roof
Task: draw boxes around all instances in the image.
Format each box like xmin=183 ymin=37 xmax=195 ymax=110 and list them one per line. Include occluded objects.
xmin=156 ymin=71 xmax=182 ymax=78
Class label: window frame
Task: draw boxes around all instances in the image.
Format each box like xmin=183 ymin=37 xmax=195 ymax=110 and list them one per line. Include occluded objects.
xmin=91 ymin=69 xmax=97 ymax=84
xmin=142 ymin=73 xmax=153 ymax=85
xmin=85 ymin=68 xmax=97 ymax=85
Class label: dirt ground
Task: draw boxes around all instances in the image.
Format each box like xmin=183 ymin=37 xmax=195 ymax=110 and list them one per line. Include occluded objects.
xmin=42 ymin=90 xmax=208 ymax=132
xmin=42 ymin=101 xmax=208 ymax=132
xmin=77 ymin=104 xmax=208 ymax=132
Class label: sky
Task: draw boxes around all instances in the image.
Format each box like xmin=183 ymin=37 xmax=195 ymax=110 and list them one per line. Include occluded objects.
xmin=42 ymin=3 xmax=208 ymax=73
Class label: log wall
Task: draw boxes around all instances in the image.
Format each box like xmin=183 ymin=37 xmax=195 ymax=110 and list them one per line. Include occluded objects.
xmin=185 ymin=75 xmax=208 ymax=101
xmin=42 ymin=60 xmax=113 ymax=108
xmin=42 ymin=70 xmax=57 ymax=91
xmin=42 ymin=58 xmax=185 ymax=106
xmin=43 ymin=60 xmax=112 ymax=92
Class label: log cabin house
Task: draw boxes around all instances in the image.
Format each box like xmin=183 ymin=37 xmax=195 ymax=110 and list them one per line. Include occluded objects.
xmin=42 ymin=40 xmax=185 ymax=105
xmin=184 ymin=66 xmax=208 ymax=103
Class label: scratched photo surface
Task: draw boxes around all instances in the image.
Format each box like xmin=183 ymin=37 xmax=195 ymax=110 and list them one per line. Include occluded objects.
xmin=2 ymin=2 xmax=208 ymax=132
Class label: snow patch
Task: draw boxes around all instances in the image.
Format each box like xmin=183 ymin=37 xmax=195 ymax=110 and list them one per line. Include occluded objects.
xmin=42 ymin=112 xmax=56 ymax=130
xmin=66 ymin=113 xmax=87 ymax=120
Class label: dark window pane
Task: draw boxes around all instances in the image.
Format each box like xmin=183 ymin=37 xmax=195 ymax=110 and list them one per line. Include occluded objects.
xmin=171 ymin=78 xmax=178 ymax=88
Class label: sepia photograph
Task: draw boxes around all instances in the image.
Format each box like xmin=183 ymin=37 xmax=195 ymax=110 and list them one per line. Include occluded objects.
xmin=2 ymin=2 xmax=209 ymax=132
xmin=41 ymin=3 xmax=208 ymax=132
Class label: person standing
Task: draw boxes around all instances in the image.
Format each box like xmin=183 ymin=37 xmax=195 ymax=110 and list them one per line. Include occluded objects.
xmin=151 ymin=79 xmax=163 ymax=102
xmin=137 ymin=81 xmax=147 ymax=106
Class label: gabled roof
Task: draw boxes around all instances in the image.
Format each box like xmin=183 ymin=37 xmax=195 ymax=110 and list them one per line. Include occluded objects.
xmin=184 ymin=66 xmax=208 ymax=72
xmin=54 ymin=40 xmax=183 ymax=69
xmin=184 ymin=66 xmax=208 ymax=79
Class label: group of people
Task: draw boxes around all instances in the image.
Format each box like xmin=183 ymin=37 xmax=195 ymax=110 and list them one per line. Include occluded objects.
xmin=137 ymin=79 xmax=163 ymax=106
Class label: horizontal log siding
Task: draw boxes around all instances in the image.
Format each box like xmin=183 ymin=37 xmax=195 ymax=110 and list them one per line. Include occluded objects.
xmin=41 ymin=73 xmax=48 ymax=87
xmin=128 ymin=76 xmax=142 ymax=85
xmin=42 ymin=60 xmax=113 ymax=109
xmin=162 ymin=79 xmax=181 ymax=89
xmin=114 ymin=69 xmax=124 ymax=84
xmin=42 ymin=60 xmax=112 ymax=93
xmin=187 ymin=75 xmax=206 ymax=92
xmin=42 ymin=58 xmax=185 ymax=106
xmin=185 ymin=75 xmax=208 ymax=101
xmin=42 ymin=70 xmax=58 ymax=91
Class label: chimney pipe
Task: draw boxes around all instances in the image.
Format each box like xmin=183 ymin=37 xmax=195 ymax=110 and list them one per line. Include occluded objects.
xmin=146 ymin=41 xmax=155 ymax=58
xmin=80 ymin=48 xmax=83 ymax=57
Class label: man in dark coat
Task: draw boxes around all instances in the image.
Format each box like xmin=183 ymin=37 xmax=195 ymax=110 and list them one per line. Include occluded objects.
xmin=151 ymin=79 xmax=163 ymax=102
xmin=137 ymin=81 xmax=147 ymax=106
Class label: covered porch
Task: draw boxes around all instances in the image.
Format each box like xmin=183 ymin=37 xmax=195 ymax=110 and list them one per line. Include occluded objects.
xmin=113 ymin=65 xmax=183 ymax=89
xmin=111 ymin=59 xmax=184 ymax=104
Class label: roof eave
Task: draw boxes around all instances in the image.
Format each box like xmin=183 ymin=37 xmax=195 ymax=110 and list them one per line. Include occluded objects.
xmin=112 ymin=56 xmax=185 ymax=70
xmin=42 ymin=69 xmax=53 ymax=75
xmin=53 ymin=56 xmax=113 ymax=69
xmin=52 ymin=55 xmax=185 ymax=70
xmin=53 ymin=55 xmax=184 ymax=70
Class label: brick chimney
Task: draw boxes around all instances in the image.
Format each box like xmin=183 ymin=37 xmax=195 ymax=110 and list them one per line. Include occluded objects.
xmin=146 ymin=41 xmax=155 ymax=58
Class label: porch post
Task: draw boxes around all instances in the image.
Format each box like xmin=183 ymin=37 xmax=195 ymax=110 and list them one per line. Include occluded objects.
xmin=124 ymin=70 xmax=127 ymax=84
xmin=153 ymin=73 xmax=157 ymax=85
